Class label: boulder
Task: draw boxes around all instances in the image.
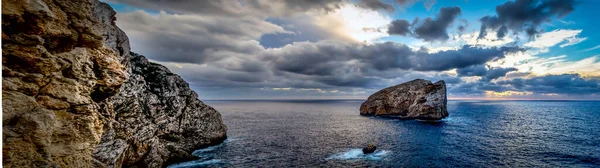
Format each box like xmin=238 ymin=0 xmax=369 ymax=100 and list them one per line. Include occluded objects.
xmin=360 ymin=79 xmax=448 ymax=120
xmin=363 ymin=144 xmax=377 ymax=154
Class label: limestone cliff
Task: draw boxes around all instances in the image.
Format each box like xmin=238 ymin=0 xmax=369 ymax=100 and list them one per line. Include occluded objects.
xmin=2 ymin=0 xmax=227 ymax=167
xmin=92 ymin=53 xmax=227 ymax=167
xmin=360 ymin=79 xmax=448 ymax=120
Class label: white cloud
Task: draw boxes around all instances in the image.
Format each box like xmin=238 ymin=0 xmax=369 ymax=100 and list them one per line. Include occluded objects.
xmin=462 ymin=31 xmax=516 ymax=47
xmin=502 ymin=54 xmax=600 ymax=77
xmin=410 ymin=30 xmax=517 ymax=54
xmin=524 ymin=29 xmax=583 ymax=48
xmin=560 ymin=37 xmax=587 ymax=48
xmin=582 ymin=44 xmax=600 ymax=52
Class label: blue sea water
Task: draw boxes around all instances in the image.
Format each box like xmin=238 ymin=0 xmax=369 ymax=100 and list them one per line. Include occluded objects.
xmin=169 ymin=100 xmax=600 ymax=167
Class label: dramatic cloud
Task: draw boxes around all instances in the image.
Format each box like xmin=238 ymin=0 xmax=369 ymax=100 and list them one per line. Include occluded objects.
xmin=107 ymin=0 xmax=346 ymax=17
xmin=497 ymin=74 xmax=600 ymax=95
xmin=449 ymin=73 xmax=600 ymax=99
xmin=456 ymin=65 xmax=487 ymax=76
xmin=357 ymin=0 xmax=395 ymax=12
xmin=117 ymin=11 xmax=284 ymax=64
xmin=387 ymin=6 xmax=462 ymax=41
xmin=109 ymin=0 xmax=596 ymax=99
xmin=457 ymin=65 xmax=518 ymax=81
xmin=387 ymin=20 xmax=412 ymax=35
xmin=478 ymin=0 xmax=578 ymax=39
xmin=263 ymin=4 xmax=392 ymax=47
xmin=414 ymin=6 xmax=461 ymax=41
xmin=263 ymin=41 xmax=521 ymax=75
xmin=483 ymin=67 xmax=519 ymax=81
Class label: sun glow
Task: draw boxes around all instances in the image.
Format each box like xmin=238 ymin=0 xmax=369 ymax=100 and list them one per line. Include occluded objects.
xmin=314 ymin=5 xmax=391 ymax=43
xmin=484 ymin=90 xmax=533 ymax=97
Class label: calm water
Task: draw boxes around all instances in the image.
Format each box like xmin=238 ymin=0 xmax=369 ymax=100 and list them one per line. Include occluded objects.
xmin=170 ymin=100 xmax=600 ymax=167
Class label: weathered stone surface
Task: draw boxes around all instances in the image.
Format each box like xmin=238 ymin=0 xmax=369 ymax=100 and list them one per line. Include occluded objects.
xmin=92 ymin=53 xmax=228 ymax=167
xmin=2 ymin=0 xmax=127 ymax=167
xmin=3 ymin=0 xmax=227 ymax=167
xmin=91 ymin=2 xmax=226 ymax=167
xmin=359 ymin=79 xmax=448 ymax=120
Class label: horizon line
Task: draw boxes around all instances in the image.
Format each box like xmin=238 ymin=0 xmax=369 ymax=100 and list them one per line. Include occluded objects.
xmin=202 ymin=98 xmax=600 ymax=101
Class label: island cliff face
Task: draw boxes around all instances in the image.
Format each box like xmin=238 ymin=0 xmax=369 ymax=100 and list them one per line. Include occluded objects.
xmin=360 ymin=79 xmax=448 ymax=120
xmin=2 ymin=0 xmax=227 ymax=167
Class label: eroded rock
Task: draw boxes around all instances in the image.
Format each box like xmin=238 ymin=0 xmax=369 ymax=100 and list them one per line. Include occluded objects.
xmin=359 ymin=79 xmax=448 ymax=120
xmin=3 ymin=0 xmax=227 ymax=167
xmin=2 ymin=0 xmax=126 ymax=167
xmin=92 ymin=53 xmax=228 ymax=167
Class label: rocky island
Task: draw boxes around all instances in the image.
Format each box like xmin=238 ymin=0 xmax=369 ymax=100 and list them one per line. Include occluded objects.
xmin=2 ymin=0 xmax=226 ymax=167
xmin=360 ymin=79 xmax=448 ymax=120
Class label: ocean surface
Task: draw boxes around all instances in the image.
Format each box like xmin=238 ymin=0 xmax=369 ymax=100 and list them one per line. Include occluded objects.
xmin=170 ymin=100 xmax=600 ymax=167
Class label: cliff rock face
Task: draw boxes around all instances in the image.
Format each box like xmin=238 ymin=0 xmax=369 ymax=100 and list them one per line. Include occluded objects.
xmin=2 ymin=0 xmax=127 ymax=167
xmin=92 ymin=53 xmax=227 ymax=167
xmin=2 ymin=0 xmax=227 ymax=167
xmin=360 ymin=79 xmax=448 ymax=120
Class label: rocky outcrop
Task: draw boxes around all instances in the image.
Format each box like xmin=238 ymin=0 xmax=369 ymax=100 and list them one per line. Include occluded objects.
xmin=2 ymin=0 xmax=227 ymax=167
xmin=362 ymin=144 xmax=377 ymax=154
xmin=360 ymin=79 xmax=448 ymax=120
xmin=92 ymin=53 xmax=227 ymax=167
xmin=2 ymin=0 xmax=127 ymax=167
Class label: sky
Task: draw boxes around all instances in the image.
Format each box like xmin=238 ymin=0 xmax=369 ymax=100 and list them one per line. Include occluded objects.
xmin=105 ymin=0 xmax=600 ymax=100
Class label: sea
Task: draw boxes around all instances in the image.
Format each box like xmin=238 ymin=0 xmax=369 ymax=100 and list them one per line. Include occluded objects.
xmin=169 ymin=100 xmax=600 ymax=167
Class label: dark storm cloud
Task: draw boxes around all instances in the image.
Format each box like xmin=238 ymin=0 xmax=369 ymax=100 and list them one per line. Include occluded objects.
xmin=262 ymin=41 xmax=523 ymax=77
xmin=457 ymin=65 xmax=518 ymax=81
xmin=449 ymin=73 xmax=600 ymax=96
xmin=110 ymin=0 xmax=424 ymax=17
xmin=387 ymin=20 xmax=412 ymax=36
xmin=414 ymin=45 xmax=521 ymax=71
xmin=484 ymin=67 xmax=518 ymax=81
xmin=357 ymin=0 xmax=396 ymax=12
xmin=497 ymin=74 xmax=600 ymax=94
xmin=111 ymin=0 xmax=598 ymax=99
xmin=457 ymin=65 xmax=487 ymax=76
xmin=387 ymin=6 xmax=462 ymax=42
xmin=413 ymin=6 xmax=462 ymax=41
xmin=478 ymin=0 xmax=578 ymax=39
xmin=116 ymin=10 xmax=288 ymax=64
xmin=496 ymin=26 xmax=508 ymax=39
xmin=315 ymin=75 xmax=383 ymax=87
xmin=107 ymin=0 xmax=249 ymax=16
